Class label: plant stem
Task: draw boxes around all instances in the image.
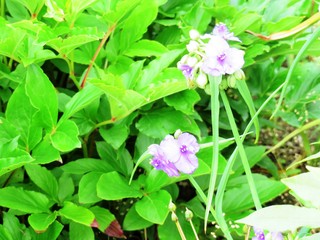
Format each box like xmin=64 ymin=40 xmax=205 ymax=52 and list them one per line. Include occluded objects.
xmin=300 ymin=130 xmax=312 ymax=157
xmin=204 ymin=76 xmax=220 ymax=232
xmin=188 ymin=219 xmax=199 ymax=240
xmin=80 ymin=23 xmax=116 ymax=88
xmin=1 ymin=0 xmax=4 ymax=18
xmin=220 ymin=90 xmax=261 ymax=210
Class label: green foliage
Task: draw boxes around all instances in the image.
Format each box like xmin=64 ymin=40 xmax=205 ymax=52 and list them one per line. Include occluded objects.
xmin=0 ymin=0 xmax=319 ymax=239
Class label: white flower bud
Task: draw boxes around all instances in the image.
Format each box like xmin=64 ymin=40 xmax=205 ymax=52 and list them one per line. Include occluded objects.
xmin=171 ymin=212 xmax=178 ymax=222
xmin=189 ymin=29 xmax=200 ymax=40
xmin=185 ymin=208 xmax=193 ymax=221
xmin=227 ymin=75 xmax=237 ymax=88
xmin=168 ymin=201 xmax=176 ymax=212
xmin=196 ymin=72 xmax=208 ymax=89
xmin=186 ymin=40 xmax=199 ymax=53
xmin=234 ymin=69 xmax=245 ymax=80
xmin=187 ymin=56 xmax=198 ymax=67
xmin=174 ymin=129 xmax=182 ymax=139
xmin=179 ymin=54 xmax=189 ymax=65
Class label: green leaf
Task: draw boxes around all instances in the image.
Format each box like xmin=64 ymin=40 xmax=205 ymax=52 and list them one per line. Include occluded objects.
xmin=28 ymin=213 xmax=57 ymax=232
xmin=61 ymin=84 xmax=103 ymax=120
xmin=69 ymin=222 xmax=94 ymax=240
xmin=78 ymin=172 xmax=103 ymax=204
xmin=59 ymin=201 xmax=95 ymax=226
xmin=124 ymin=40 xmax=168 ymax=57
xmin=97 ymin=172 xmax=143 ymax=200
xmin=90 ymin=206 xmax=115 ymax=232
xmin=61 ymin=158 xmax=112 ymax=175
xmin=135 ymin=190 xmax=171 ymax=225
xmin=0 ymin=187 xmax=52 ymax=213
xmin=5 ymin=82 xmax=42 ymax=151
xmin=58 ymin=173 xmax=74 ymax=203
xmin=223 ymin=174 xmax=287 ymax=214
xmin=24 ymin=164 xmax=59 ymax=201
xmin=25 ymin=65 xmax=58 ymax=131
xmin=281 ymin=170 xmax=320 ymax=208
xmin=136 ymin=108 xmax=200 ymax=139
xmin=99 ymin=124 xmax=129 ymax=149
xmin=50 ymin=120 xmax=81 ymax=152
xmin=2 ymin=212 xmax=25 ymax=240
xmin=236 ymin=205 xmax=320 ymax=232
xmin=164 ymin=89 xmax=200 ymax=115
xmin=31 ymin=138 xmax=61 ymax=164
xmin=29 ymin=221 xmax=63 ymax=240
xmin=0 ymin=225 xmax=13 ymax=240
xmin=123 ymin=205 xmax=153 ymax=231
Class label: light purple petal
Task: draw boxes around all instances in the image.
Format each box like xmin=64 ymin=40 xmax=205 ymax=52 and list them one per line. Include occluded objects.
xmin=223 ymin=48 xmax=245 ymax=74
xmin=160 ymin=136 xmax=181 ymax=163
xmin=271 ymin=232 xmax=283 ymax=240
xmin=205 ymin=36 xmax=229 ymax=57
xmin=177 ymin=133 xmax=200 ymax=154
xmin=174 ymin=154 xmax=198 ymax=174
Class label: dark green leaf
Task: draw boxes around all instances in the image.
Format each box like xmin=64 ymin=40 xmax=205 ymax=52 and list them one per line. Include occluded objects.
xmin=59 ymin=201 xmax=95 ymax=226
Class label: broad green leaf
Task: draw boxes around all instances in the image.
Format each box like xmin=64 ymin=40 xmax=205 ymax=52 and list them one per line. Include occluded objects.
xmin=50 ymin=120 xmax=81 ymax=152
xmin=61 ymin=84 xmax=103 ymax=120
xmin=31 ymin=138 xmax=61 ymax=164
xmin=29 ymin=221 xmax=63 ymax=240
xmin=236 ymin=205 xmax=320 ymax=232
xmin=97 ymin=172 xmax=142 ymax=200
xmin=232 ymin=13 xmax=262 ymax=35
xmin=25 ymin=164 xmax=59 ymax=201
xmin=28 ymin=213 xmax=57 ymax=232
xmin=59 ymin=201 xmax=95 ymax=226
xmin=123 ymin=206 xmax=153 ymax=231
xmin=281 ymin=171 xmax=320 ymax=208
xmin=90 ymin=206 xmax=115 ymax=232
xmin=223 ymin=174 xmax=287 ymax=214
xmin=164 ymin=89 xmax=200 ymax=115
xmin=0 ymin=225 xmax=13 ymax=240
xmin=5 ymin=82 xmax=42 ymax=151
xmin=0 ymin=143 xmax=34 ymax=177
xmin=136 ymin=108 xmax=200 ymax=139
xmin=61 ymin=158 xmax=112 ymax=174
xmin=92 ymin=80 xmax=146 ymax=120
xmin=135 ymin=190 xmax=171 ymax=225
xmin=0 ymin=187 xmax=51 ymax=213
xmin=2 ymin=212 xmax=25 ymax=240
xmin=78 ymin=172 xmax=103 ymax=204
xmin=25 ymin=65 xmax=58 ymax=131
xmin=58 ymin=173 xmax=74 ymax=203
xmin=124 ymin=40 xmax=168 ymax=57
xmin=117 ymin=0 xmax=158 ymax=51
xmin=69 ymin=222 xmax=94 ymax=240
xmin=99 ymin=124 xmax=129 ymax=149
xmin=47 ymin=35 xmax=99 ymax=56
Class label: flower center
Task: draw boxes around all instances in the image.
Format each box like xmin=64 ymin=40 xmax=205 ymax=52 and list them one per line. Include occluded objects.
xmin=180 ymin=145 xmax=188 ymax=153
xmin=217 ymin=53 xmax=226 ymax=64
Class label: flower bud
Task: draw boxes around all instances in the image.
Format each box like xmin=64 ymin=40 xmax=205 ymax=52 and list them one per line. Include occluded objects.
xmin=174 ymin=129 xmax=182 ymax=139
xmin=227 ymin=75 xmax=237 ymax=88
xmin=189 ymin=29 xmax=200 ymax=40
xmin=168 ymin=201 xmax=176 ymax=212
xmin=187 ymin=56 xmax=198 ymax=67
xmin=233 ymin=69 xmax=245 ymax=80
xmin=185 ymin=208 xmax=193 ymax=221
xmin=196 ymin=72 xmax=208 ymax=89
xmin=171 ymin=212 xmax=178 ymax=222
xmin=219 ymin=78 xmax=228 ymax=90
xmin=186 ymin=40 xmax=199 ymax=53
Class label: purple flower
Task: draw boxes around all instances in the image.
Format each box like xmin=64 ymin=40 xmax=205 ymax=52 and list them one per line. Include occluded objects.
xmin=201 ymin=36 xmax=244 ymax=77
xmin=212 ymin=23 xmax=241 ymax=42
xmin=178 ymin=64 xmax=193 ymax=79
xmin=148 ymin=133 xmax=200 ymax=176
xmin=253 ymin=227 xmax=265 ymax=240
xmin=149 ymin=144 xmax=179 ymax=177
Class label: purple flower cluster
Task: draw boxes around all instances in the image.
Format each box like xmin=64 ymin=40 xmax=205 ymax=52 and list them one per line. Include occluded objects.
xmin=177 ymin=23 xmax=245 ymax=89
xmin=253 ymin=227 xmax=283 ymax=240
xmin=148 ymin=132 xmax=200 ymax=176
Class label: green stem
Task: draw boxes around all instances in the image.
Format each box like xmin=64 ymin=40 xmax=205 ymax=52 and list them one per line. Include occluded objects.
xmin=188 ymin=175 xmax=216 ymax=219
xmin=204 ymin=76 xmax=221 ymax=231
xmin=220 ymin=90 xmax=262 ymax=210
xmin=188 ymin=219 xmax=199 ymax=240
xmin=300 ymin=131 xmax=312 ymax=157
xmin=1 ymin=0 xmax=4 ymax=17
xmin=129 ymin=151 xmax=151 ymax=185
xmin=215 ymin=82 xmax=285 ymax=240
xmin=272 ymin=27 xmax=320 ymax=118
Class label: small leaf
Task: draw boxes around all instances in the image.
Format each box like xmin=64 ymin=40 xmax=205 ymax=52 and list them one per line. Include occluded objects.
xmin=31 ymin=138 xmax=61 ymax=164
xmin=123 ymin=205 xmax=153 ymax=231
xmin=29 ymin=221 xmax=63 ymax=240
xmin=0 ymin=187 xmax=52 ymax=213
xmin=25 ymin=164 xmax=59 ymax=201
xmin=69 ymin=222 xmax=94 ymax=240
xmin=79 ymin=172 xmax=103 ymax=204
xmin=97 ymin=172 xmax=142 ymax=200
xmin=61 ymin=158 xmax=112 ymax=174
xmin=50 ymin=120 xmax=81 ymax=152
xmin=59 ymin=201 xmax=95 ymax=226
xmin=28 ymin=213 xmax=57 ymax=232
xmin=135 ymin=190 xmax=171 ymax=225
xmin=90 ymin=206 xmax=115 ymax=233
xmin=105 ymin=220 xmax=126 ymax=239
xmin=124 ymin=39 xmax=168 ymax=57
xmin=236 ymin=205 xmax=320 ymax=232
